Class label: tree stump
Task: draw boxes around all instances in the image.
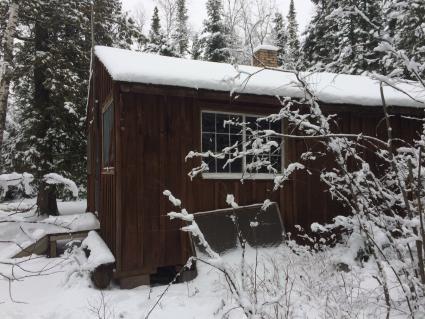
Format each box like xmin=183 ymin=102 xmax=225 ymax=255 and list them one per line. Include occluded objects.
xmin=37 ymin=183 xmax=58 ymax=215
xmin=91 ymin=263 xmax=114 ymax=289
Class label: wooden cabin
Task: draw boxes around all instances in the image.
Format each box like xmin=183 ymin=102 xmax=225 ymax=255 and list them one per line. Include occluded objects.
xmin=87 ymin=45 xmax=424 ymax=288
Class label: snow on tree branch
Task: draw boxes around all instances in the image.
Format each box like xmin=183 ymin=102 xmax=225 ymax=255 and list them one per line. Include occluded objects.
xmin=43 ymin=173 xmax=78 ymax=198
xmin=0 ymin=172 xmax=34 ymax=199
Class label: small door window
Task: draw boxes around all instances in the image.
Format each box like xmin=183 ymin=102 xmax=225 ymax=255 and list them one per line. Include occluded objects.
xmin=102 ymin=101 xmax=114 ymax=168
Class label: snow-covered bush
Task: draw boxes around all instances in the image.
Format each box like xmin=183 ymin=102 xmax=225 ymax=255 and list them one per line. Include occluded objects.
xmin=183 ymin=53 xmax=425 ymax=319
xmin=43 ymin=173 xmax=79 ymax=199
xmin=163 ymin=191 xmax=288 ymax=318
xmin=162 ymin=191 xmax=425 ymax=318
xmin=0 ymin=172 xmax=34 ymax=199
xmin=0 ymin=172 xmax=79 ymax=202
xmin=162 ymin=5 xmax=425 ymax=317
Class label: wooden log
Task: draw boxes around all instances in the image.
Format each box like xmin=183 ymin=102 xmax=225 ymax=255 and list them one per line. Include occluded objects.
xmin=91 ymin=263 xmax=114 ymax=289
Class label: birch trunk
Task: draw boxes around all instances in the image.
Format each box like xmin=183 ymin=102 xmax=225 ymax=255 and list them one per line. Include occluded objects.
xmin=0 ymin=2 xmax=19 ymax=156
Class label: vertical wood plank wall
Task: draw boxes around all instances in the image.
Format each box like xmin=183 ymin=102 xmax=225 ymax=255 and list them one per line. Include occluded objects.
xmin=88 ymin=70 xmax=423 ymax=278
xmin=115 ymin=87 xmax=423 ymax=277
xmin=100 ymin=173 xmax=116 ymax=254
xmin=87 ymin=59 xmax=117 ymax=258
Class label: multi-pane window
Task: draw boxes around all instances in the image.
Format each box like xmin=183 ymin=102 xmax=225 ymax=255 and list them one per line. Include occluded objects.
xmin=102 ymin=102 xmax=114 ymax=168
xmin=201 ymin=111 xmax=283 ymax=176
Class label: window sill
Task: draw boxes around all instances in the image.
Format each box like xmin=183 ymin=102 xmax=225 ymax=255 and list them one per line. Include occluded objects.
xmin=102 ymin=167 xmax=115 ymax=174
xmin=202 ymin=173 xmax=276 ymax=180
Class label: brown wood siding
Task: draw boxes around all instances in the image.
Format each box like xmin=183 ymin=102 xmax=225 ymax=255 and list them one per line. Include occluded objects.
xmin=283 ymin=109 xmax=424 ymax=230
xmin=116 ymin=89 xmax=286 ymax=277
xmin=87 ymin=58 xmax=113 ymax=212
xmin=100 ymin=173 xmax=116 ymax=253
xmin=90 ymin=74 xmax=424 ymax=279
xmin=116 ymin=85 xmax=424 ymax=276
xmin=86 ymin=74 xmax=95 ymax=213
xmin=118 ymin=92 xmax=193 ymax=277
xmin=87 ymin=58 xmax=117 ymax=260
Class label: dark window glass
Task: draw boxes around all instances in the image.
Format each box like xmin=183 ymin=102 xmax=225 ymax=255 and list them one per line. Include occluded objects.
xmin=217 ymin=157 xmax=230 ymax=173
xmin=271 ymin=156 xmax=282 ymax=171
xmin=201 ymin=112 xmax=282 ymax=175
xmin=204 ymin=157 xmax=216 ymax=173
xmin=102 ymin=103 xmax=114 ymax=168
xmin=230 ymin=134 xmax=243 ymax=152
xmin=271 ymin=120 xmax=282 ymax=133
xmin=258 ymin=118 xmax=270 ymax=131
xmin=229 ymin=115 xmax=243 ymax=134
xmin=202 ymin=133 xmax=215 ymax=152
xmin=258 ymin=154 xmax=270 ymax=173
xmin=230 ymin=158 xmax=242 ymax=173
xmin=202 ymin=112 xmax=215 ymax=133
xmin=216 ymin=114 xmax=230 ymax=133
xmin=216 ymin=133 xmax=230 ymax=152
xmin=245 ymin=155 xmax=254 ymax=172
xmin=270 ymin=137 xmax=282 ymax=156
xmin=246 ymin=116 xmax=259 ymax=131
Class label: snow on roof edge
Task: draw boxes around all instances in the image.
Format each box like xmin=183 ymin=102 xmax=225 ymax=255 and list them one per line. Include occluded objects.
xmin=94 ymin=46 xmax=425 ymax=109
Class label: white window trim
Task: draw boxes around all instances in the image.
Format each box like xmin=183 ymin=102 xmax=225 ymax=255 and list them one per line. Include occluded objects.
xmin=200 ymin=110 xmax=284 ymax=180
xmin=202 ymin=172 xmax=279 ymax=180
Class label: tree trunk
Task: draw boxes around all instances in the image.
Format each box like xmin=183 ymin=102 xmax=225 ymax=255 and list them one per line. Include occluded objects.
xmin=0 ymin=2 xmax=19 ymax=156
xmin=37 ymin=182 xmax=59 ymax=216
xmin=34 ymin=20 xmax=58 ymax=215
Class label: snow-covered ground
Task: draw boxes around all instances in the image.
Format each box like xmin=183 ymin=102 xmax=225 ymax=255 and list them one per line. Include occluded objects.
xmin=0 ymin=199 xmax=97 ymax=259
xmin=0 ymin=199 xmax=421 ymax=318
xmin=0 ymin=243 xmax=405 ymax=319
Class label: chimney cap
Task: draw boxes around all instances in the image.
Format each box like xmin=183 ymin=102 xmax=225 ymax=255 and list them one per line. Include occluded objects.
xmin=253 ymin=44 xmax=279 ymax=53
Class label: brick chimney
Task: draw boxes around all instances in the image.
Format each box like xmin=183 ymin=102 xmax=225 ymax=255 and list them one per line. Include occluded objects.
xmin=252 ymin=44 xmax=279 ymax=68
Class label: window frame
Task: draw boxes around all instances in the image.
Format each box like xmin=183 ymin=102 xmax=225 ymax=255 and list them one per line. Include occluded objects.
xmin=201 ymin=110 xmax=284 ymax=180
xmin=102 ymin=99 xmax=115 ymax=172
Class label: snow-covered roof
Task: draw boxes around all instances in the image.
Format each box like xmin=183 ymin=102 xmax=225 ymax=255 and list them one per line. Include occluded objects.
xmin=253 ymin=44 xmax=280 ymax=53
xmin=95 ymin=46 xmax=425 ymax=108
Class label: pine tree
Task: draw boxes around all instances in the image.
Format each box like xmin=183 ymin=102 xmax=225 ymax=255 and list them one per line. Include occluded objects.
xmin=93 ymin=0 xmax=142 ymax=48
xmin=191 ymin=33 xmax=203 ymax=60
xmin=342 ymin=0 xmax=383 ymax=74
xmin=3 ymin=0 xmax=140 ymax=212
xmin=202 ymin=0 xmax=229 ymax=62
xmin=173 ymin=0 xmax=189 ymax=57
xmin=302 ymin=0 xmax=384 ymax=75
xmin=285 ymin=0 xmax=300 ymax=69
xmin=150 ymin=7 xmax=162 ymax=41
xmin=145 ymin=6 xmax=176 ymax=56
xmin=272 ymin=12 xmax=287 ymax=67
xmin=302 ymin=0 xmax=341 ymax=71
xmin=384 ymin=0 xmax=425 ymax=79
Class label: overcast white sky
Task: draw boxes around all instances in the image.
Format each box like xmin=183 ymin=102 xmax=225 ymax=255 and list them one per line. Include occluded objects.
xmin=122 ymin=0 xmax=314 ymax=33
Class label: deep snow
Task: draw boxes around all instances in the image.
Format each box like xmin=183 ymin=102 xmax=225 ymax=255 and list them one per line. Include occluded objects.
xmin=0 ymin=199 xmax=421 ymax=318
xmin=0 ymin=199 xmax=95 ymax=259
